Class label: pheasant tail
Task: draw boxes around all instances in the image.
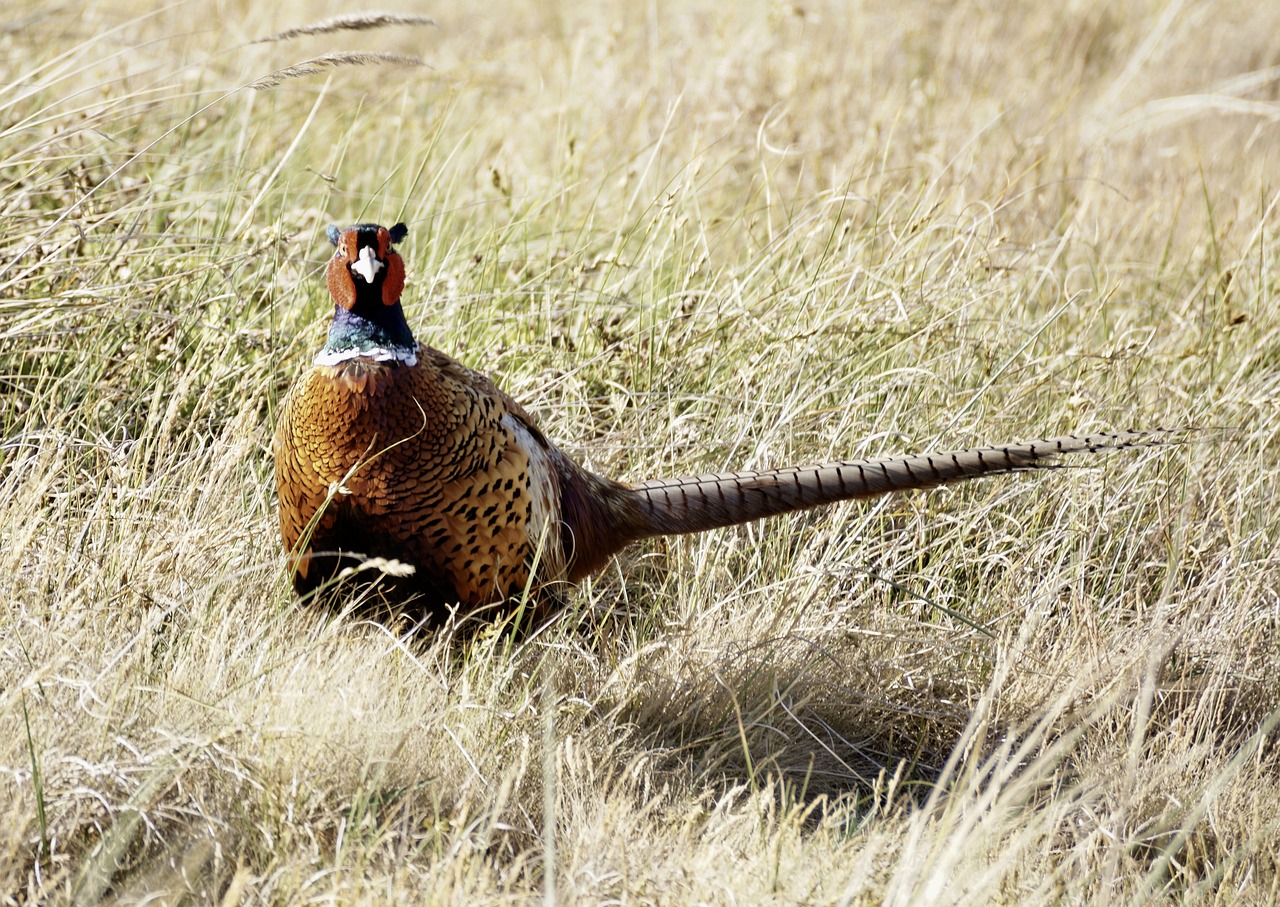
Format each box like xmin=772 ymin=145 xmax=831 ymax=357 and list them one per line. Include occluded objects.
xmin=624 ymin=431 xmax=1177 ymax=538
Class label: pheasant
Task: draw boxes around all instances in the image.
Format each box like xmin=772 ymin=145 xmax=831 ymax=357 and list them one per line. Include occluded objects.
xmin=274 ymin=222 xmax=1178 ymax=623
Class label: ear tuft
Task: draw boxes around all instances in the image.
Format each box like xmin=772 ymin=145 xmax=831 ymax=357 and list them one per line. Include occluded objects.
xmin=325 ymin=224 xmax=341 ymax=245
xmin=389 ymin=222 xmax=408 ymax=244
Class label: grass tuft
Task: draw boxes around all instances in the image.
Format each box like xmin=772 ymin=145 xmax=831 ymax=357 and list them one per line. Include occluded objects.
xmin=253 ymin=12 xmax=438 ymax=45
xmin=250 ymin=52 xmax=429 ymax=91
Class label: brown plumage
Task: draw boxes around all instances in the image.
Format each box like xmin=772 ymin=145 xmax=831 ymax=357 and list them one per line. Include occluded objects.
xmin=274 ymin=222 xmax=1179 ymax=622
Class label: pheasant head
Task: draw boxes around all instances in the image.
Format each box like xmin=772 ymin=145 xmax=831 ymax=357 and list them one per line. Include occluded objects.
xmin=317 ymin=222 xmax=416 ymax=367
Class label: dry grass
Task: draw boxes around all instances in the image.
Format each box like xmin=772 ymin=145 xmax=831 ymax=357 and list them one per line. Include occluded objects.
xmin=3 ymin=0 xmax=1279 ymax=902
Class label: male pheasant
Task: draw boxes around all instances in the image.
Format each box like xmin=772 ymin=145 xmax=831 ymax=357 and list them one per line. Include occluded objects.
xmin=274 ymin=222 xmax=1176 ymax=622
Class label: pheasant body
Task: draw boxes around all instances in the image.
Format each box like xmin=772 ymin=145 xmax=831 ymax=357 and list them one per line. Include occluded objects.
xmin=276 ymin=348 xmax=562 ymax=606
xmin=274 ymin=223 xmax=1177 ymax=621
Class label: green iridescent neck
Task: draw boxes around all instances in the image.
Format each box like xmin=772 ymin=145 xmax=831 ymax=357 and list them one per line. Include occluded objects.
xmin=316 ymin=302 xmax=417 ymax=366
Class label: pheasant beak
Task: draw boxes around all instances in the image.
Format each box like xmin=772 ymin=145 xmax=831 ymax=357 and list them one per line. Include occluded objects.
xmin=351 ymin=246 xmax=384 ymax=284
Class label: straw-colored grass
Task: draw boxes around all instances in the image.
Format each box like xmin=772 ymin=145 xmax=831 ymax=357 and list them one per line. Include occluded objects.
xmin=3 ymin=0 xmax=1278 ymax=902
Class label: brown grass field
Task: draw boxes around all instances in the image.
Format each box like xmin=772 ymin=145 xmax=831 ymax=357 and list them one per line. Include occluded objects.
xmin=3 ymin=0 xmax=1280 ymax=902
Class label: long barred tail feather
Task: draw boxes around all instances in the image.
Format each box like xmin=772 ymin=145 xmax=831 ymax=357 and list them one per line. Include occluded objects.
xmin=630 ymin=429 xmax=1187 ymax=538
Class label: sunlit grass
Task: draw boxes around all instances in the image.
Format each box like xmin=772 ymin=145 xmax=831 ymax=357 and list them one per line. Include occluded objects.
xmin=2 ymin=0 xmax=1278 ymax=902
